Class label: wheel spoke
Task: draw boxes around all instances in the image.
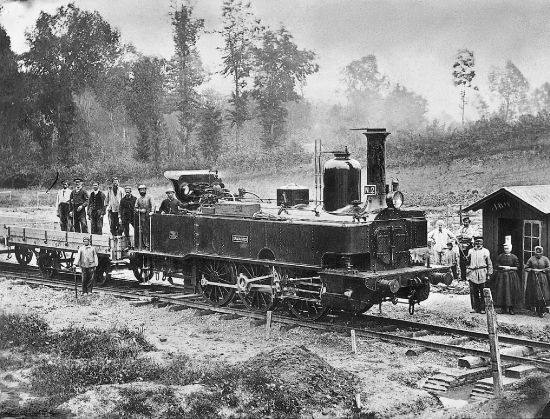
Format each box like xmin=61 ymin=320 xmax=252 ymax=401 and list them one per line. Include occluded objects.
xmin=199 ymin=260 xmax=236 ymax=307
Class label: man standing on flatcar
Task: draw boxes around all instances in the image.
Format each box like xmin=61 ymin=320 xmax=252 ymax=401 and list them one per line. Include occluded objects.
xmin=69 ymin=178 xmax=89 ymax=233
xmin=56 ymin=180 xmax=72 ymax=231
xmin=106 ymin=177 xmax=124 ymax=236
xmin=159 ymin=189 xmax=182 ymax=214
xmin=135 ymin=184 xmax=154 ymax=249
xmin=88 ymin=182 xmax=106 ymax=234
xmin=74 ymin=236 xmax=98 ymax=294
xmin=120 ymin=185 xmax=137 ymax=249
xmin=455 ymin=215 xmax=477 ymax=282
xmin=467 ymin=237 xmax=493 ymax=314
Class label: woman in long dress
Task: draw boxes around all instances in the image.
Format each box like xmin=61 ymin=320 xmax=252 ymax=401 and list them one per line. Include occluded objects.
xmin=524 ymin=246 xmax=550 ymax=317
xmin=493 ymin=243 xmax=522 ymax=315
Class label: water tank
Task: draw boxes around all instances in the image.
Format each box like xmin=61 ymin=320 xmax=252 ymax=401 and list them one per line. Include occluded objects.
xmin=323 ymin=147 xmax=361 ymax=211
xmin=277 ymin=183 xmax=310 ymax=206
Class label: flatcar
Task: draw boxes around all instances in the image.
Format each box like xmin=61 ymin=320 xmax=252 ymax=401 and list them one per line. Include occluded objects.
xmin=127 ymin=128 xmax=452 ymax=320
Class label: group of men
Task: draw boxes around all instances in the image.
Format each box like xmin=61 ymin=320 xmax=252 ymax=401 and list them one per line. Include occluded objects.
xmin=428 ymin=217 xmax=494 ymax=314
xmin=429 ymin=217 xmax=550 ymax=317
xmin=56 ymin=177 xmax=183 ymax=249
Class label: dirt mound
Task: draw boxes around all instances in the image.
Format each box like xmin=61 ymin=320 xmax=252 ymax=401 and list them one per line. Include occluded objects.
xmin=245 ymin=344 xmax=360 ymax=409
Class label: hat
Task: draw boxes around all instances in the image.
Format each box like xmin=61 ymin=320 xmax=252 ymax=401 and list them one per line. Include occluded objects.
xmin=73 ymin=178 xmax=83 ymax=183
xmin=112 ymin=176 xmax=119 ymax=181
xmin=166 ymin=189 xmax=175 ymax=194
xmin=138 ymin=184 xmax=147 ymax=190
xmin=124 ymin=185 xmax=132 ymax=190
xmin=447 ymin=241 xmax=454 ymax=246
xmin=462 ymin=216 xmax=470 ymax=222
xmin=474 ymin=236 xmax=483 ymax=242
xmin=503 ymin=236 xmax=512 ymax=246
xmin=535 ymin=246 xmax=543 ymax=254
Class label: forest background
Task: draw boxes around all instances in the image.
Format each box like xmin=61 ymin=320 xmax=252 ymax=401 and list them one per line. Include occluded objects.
xmin=2 ymin=1 xmax=550 ymax=206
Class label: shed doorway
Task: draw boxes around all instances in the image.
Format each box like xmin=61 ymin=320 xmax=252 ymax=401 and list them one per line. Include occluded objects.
xmin=497 ymin=218 xmax=523 ymax=266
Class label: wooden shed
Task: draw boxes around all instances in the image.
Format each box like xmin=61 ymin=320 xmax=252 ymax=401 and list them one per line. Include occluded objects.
xmin=463 ymin=185 xmax=550 ymax=268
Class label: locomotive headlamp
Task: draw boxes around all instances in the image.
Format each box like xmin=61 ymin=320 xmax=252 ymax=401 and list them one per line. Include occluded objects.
xmin=386 ymin=191 xmax=404 ymax=209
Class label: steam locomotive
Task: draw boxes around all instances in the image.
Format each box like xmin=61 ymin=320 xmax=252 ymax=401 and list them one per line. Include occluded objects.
xmin=130 ymin=128 xmax=452 ymax=320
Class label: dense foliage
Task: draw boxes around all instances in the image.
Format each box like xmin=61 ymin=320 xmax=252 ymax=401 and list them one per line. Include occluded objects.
xmin=2 ymin=3 xmax=550 ymax=188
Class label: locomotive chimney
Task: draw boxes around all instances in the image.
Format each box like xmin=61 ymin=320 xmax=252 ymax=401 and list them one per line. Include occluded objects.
xmin=352 ymin=128 xmax=390 ymax=209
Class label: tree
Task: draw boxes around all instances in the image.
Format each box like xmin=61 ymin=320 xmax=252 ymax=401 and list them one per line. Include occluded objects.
xmin=382 ymin=84 xmax=428 ymax=130
xmin=166 ymin=2 xmax=205 ymax=152
xmin=125 ymin=56 xmax=166 ymax=167
xmin=340 ymin=55 xmax=388 ymax=126
xmin=23 ymin=3 xmax=121 ymax=163
xmin=341 ymin=55 xmax=388 ymax=94
xmin=488 ymin=60 xmax=530 ymax=121
xmin=532 ymin=82 xmax=550 ymax=113
xmin=251 ymin=27 xmax=318 ymax=148
xmin=452 ymin=49 xmax=477 ymax=126
xmin=197 ymin=99 xmax=224 ymax=163
xmin=219 ymin=0 xmax=262 ymax=150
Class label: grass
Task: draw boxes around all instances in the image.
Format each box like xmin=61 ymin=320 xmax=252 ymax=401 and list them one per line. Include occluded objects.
xmin=1 ymin=313 xmax=357 ymax=418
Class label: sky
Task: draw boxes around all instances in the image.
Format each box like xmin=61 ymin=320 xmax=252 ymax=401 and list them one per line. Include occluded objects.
xmin=2 ymin=0 xmax=550 ymax=122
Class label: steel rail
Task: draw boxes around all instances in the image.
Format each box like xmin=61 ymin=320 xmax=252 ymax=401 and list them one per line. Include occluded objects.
xmin=362 ymin=314 xmax=550 ymax=351
xmin=2 ymin=264 xmax=550 ymax=370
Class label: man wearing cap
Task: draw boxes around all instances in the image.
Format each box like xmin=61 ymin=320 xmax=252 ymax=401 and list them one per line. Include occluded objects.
xmin=120 ymin=186 xmax=137 ymax=248
xmin=159 ymin=189 xmax=182 ymax=214
xmin=428 ymin=220 xmax=455 ymax=264
xmin=69 ymin=178 xmax=89 ymax=233
xmin=56 ymin=180 xmax=72 ymax=231
xmin=467 ymin=237 xmax=493 ymax=314
xmin=88 ymin=182 xmax=107 ymax=234
xmin=74 ymin=236 xmax=98 ymax=294
xmin=134 ymin=185 xmax=154 ymax=249
xmin=106 ymin=177 xmax=124 ymax=236
xmin=455 ymin=216 xmax=477 ymax=282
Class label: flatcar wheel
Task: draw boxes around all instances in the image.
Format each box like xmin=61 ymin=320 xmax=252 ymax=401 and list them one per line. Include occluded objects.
xmin=94 ymin=258 xmax=111 ymax=287
xmin=237 ymin=264 xmax=277 ymax=312
xmin=198 ymin=260 xmax=236 ymax=307
xmin=37 ymin=250 xmax=58 ymax=279
xmin=132 ymin=256 xmax=154 ymax=283
xmin=14 ymin=245 xmax=33 ymax=265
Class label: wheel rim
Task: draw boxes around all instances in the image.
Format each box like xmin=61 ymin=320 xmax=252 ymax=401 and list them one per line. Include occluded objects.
xmin=38 ymin=250 xmax=57 ymax=279
xmin=237 ymin=264 xmax=276 ymax=312
xmin=132 ymin=256 xmax=154 ymax=282
xmin=287 ymin=277 xmax=328 ymax=321
xmin=198 ymin=260 xmax=236 ymax=306
xmin=95 ymin=259 xmax=111 ymax=286
xmin=14 ymin=246 xmax=33 ymax=265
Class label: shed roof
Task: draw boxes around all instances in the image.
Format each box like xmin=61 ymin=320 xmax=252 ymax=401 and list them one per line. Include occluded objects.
xmin=464 ymin=185 xmax=550 ymax=215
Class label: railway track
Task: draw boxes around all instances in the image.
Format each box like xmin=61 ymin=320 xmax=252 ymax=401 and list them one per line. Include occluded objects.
xmin=1 ymin=261 xmax=550 ymax=372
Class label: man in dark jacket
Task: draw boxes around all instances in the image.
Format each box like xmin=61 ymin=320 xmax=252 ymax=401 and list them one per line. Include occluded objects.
xmin=69 ymin=178 xmax=89 ymax=233
xmin=159 ymin=189 xmax=182 ymax=214
xmin=120 ymin=185 xmax=137 ymax=248
xmin=88 ymin=182 xmax=106 ymax=234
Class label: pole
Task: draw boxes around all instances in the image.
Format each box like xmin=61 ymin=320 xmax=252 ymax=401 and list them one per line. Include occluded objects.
xmin=483 ymin=288 xmax=503 ymax=397
xmin=351 ymin=329 xmax=357 ymax=354
xmin=265 ymin=310 xmax=272 ymax=340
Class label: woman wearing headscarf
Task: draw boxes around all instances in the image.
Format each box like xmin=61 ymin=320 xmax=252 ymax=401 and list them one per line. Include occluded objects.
xmin=492 ymin=237 xmax=521 ymax=315
xmin=524 ymin=246 xmax=550 ymax=317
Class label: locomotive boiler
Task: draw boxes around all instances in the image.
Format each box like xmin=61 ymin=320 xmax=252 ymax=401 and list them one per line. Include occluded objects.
xmin=130 ymin=128 xmax=451 ymax=320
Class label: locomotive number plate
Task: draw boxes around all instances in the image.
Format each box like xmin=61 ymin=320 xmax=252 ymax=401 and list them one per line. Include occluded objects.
xmin=364 ymin=185 xmax=377 ymax=195
xmin=232 ymin=235 xmax=249 ymax=243
xmin=169 ymin=231 xmax=178 ymax=240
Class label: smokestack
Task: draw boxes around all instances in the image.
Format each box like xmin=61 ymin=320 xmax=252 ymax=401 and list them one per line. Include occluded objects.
xmin=352 ymin=128 xmax=391 ymax=209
